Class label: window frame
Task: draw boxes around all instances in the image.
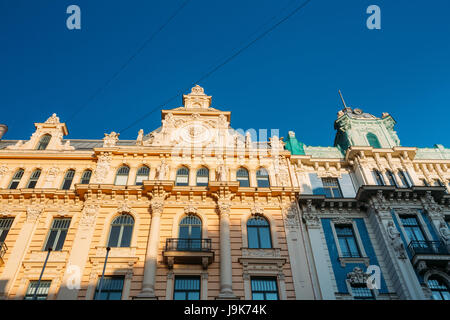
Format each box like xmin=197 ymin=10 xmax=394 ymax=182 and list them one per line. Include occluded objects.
xmin=173 ymin=276 xmax=201 ymax=300
xmin=43 ymin=218 xmax=71 ymax=251
xmin=175 ymin=167 xmax=190 ymax=186
xmin=80 ymin=170 xmax=92 ymax=184
xmin=372 ymin=170 xmax=385 ymax=186
xmin=135 ymin=166 xmax=150 ymax=186
xmin=250 ymin=276 xmax=279 ymax=300
xmin=0 ymin=217 xmax=14 ymax=243
xmin=195 ymin=167 xmax=209 ymax=187
xmin=247 ymin=216 xmax=272 ymax=249
xmin=256 ymin=168 xmax=270 ymax=188
xmin=93 ymin=276 xmax=125 ymax=300
xmin=36 ymin=134 xmax=52 ymax=150
xmin=26 ymin=169 xmax=42 ymax=189
xmin=330 ymin=220 xmax=368 ymax=265
xmin=107 ymin=214 xmax=135 ymax=248
xmin=24 ymin=280 xmax=52 ymax=300
xmin=8 ymin=169 xmax=24 ymax=189
xmin=321 ymin=177 xmax=343 ymax=198
xmin=114 ymin=166 xmax=130 ymax=186
xmin=236 ymin=167 xmax=250 ymax=187
xmin=61 ymin=169 xmax=75 ymax=190
xmin=386 ymin=170 xmax=398 ymax=187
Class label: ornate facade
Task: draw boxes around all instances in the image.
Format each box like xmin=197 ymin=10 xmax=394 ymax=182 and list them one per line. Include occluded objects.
xmin=0 ymin=86 xmax=448 ymax=300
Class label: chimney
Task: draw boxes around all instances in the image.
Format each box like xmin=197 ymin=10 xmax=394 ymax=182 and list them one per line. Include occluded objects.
xmin=0 ymin=124 xmax=8 ymax=140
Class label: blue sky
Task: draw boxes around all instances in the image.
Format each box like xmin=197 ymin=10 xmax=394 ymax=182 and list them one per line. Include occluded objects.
xmin=1 ymin=0 xmax=449 ymax=148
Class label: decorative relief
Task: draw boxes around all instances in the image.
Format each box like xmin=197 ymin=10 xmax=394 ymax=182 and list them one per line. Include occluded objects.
xmin=282 ymin=204 xmax=300 ymax=230
xmin=156 ymin=159 xmax=169 ymax=180
xmin=93 ymin=153 xmax=111 ymax=183
xmin=346 ymin=267 xmax=369 ymax=286
xmin=386 ymin=221 xmax=407 ymax=259
xmin=302 ymin=200 xmax=321 ymax=228
xmin=117 ymin=202 xmax=134 ymax=215
xmin=241 ymin=248 xmax=281 ymax=259
xmin=45 ymin=167 xmax=60 ymax=184
xmin=184 ymin=204 xmax=198 ymax=216
xmin=0 ymin=165 xmax=9 ymax=177
xmin=439 ymin=222 xmax=450 ymax=247
xmin=103 ymin=132 xmax=119 ymax=148
xmin=421 ymin=191 xmax=443 ymax=219
xmin=150 ymin=199 xmax=164 ymax=216
xmin=136 ymin=129 xmax=144 ymax=146
xmin=26 ymin=206 xmax=43 ymax=223
xmin=215 ymin=161 xmax=229 ymax=182
xmin=251 ymin=206 xmax=264 ymax=217
xmin=45 ymin=113 xmax=60 ymax=124
xmin=79 ymin=204 xmax=99 ymax=228
xmin=273 ymin=156 xmax=290 ymax=187
xmin=332 ymin=217 xmax=353 ymax=225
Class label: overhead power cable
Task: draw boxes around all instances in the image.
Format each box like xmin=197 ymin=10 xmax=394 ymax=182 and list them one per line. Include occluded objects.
xmin=119 ymin=0 xmax=313 ymax=134
xmin=67 ymin=0 xmax=192 ymax=121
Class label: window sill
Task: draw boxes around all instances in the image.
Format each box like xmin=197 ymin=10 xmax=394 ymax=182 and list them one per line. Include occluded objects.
xmin=338 ymin=256 xmax=370 ymax=267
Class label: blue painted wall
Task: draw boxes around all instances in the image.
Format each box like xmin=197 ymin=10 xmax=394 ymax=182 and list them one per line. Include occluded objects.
xmin=322 ymin=218 xmax=388 ymax=294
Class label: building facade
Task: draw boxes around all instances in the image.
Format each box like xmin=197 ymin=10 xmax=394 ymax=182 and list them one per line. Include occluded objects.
xmin=0 ymin=86 xmax=448 ymax=300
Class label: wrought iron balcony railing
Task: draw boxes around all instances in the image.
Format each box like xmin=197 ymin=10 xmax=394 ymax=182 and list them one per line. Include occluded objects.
xmin=407 ymin=240 xmax=449 ymax=257
xmin=165 ymin=238 xmax=212 ymax=252
xmin=0 ymin=242 xmax=7 ymax=259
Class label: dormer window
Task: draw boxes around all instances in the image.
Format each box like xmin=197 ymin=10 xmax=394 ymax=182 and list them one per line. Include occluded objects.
xmin=37 ymin=134 xmax=51 ymax=150
xmin=366 ymin=133 xmax=381 ymax=149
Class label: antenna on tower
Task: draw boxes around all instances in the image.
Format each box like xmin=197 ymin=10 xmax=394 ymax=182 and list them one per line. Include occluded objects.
xmin=338 ymin=90 xmax=348 ymax=109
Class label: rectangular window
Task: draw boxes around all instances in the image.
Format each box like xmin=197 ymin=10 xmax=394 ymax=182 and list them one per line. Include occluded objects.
xmin=24 ymin=281 xmax=51 ymax=300
xmin=174 ymin=276 xmax=200 ymax=300
xmin=335 ymin=225 xmax=361 ymax=258
xmin=94 ymin=276 xmax=124 ymax=300
xmin=399 ymin=215 xmax=426 ymax=242
xmin=0 ymin=218 xmax=14 ymax=243
xmin=43 ymin=218 xmax=71 ymax=251
xmin=251 ymin=277 xmax=279 ymax=300
xmin=351 ymin=285 xmax=375 ymax=300
xmin=322 ymin=178 xmax=342 ymax=198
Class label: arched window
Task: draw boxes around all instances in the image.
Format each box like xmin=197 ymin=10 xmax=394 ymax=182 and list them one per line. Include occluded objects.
xmin=196 ymin=167 xmax=209 ymax=186
xmin=135 ymin=166 xmax=150 ymax=185
xmin=398 ymin=170 xmax=410 ymax=188
xmin=372 ymin=170 xmax=385 ymax=186
xmin=386 ymin=170 xmax=398 ymax=187
xmin=247 ymin=216 xmax=272 ymax=249
xmin=27 ymin=169 xmax=41 ymax=189
xmin=178 ymin=215 xmax=202 ymax=250
xmin=9 ymin=169 xmax=24 ymax=189
xmin=61 ymin=170 xmax=75 ymax=190
xmin=366 ymin=133 xmax=381 ymax=149
xmin=37 ymin=134 xmax=51 ymax=150
xmin=427 ymin=276 xmax=450 ymax=300
xmin=80 ymin=170 xmax=92 ymax=184
xmin=237 ymin=168 xmax=250 ymax=187
xmin=107 ymin=214 xmax=134 ymax=248
xmin=175 ymin=167 xmax=189 ymax=186
xmin=114 ymin=166 xmax=130 ymax=186
xmin=256 ymin=168 xmax=270 ymax=188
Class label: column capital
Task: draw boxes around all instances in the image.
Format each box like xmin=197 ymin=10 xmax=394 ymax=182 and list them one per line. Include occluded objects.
xmin=216 ymin=200 xmax=231 ymax=217
xmin=150 ymin=199 xmax=164 ymax=216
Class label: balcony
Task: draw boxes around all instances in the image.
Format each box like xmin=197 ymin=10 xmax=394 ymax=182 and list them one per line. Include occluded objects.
xmin=407 ymin=240 xmax=450 ymax=272
xmin=0 ymin=242 xmax=7 ymax=266
xmin=163 ymin=238 xmax=214 ymax=270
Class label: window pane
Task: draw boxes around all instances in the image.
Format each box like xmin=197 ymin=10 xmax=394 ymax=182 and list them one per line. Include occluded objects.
xmin=120 ymin=226 xmax=133 ymax=247
xmin=265 ymin=293 xmax=279 ymax=300
xmin=174 ymin=292 xmax=186 ymax=300
xmin=252 ymin=293 xmax=264 ymax=300
xmin=44 ymin=230 xmax=58 ymax=251
xmin=55 ymin=230 xmax=68 ymax=251
xmin=248 ymin=228 xmax=259 ymax=248
xmin=108 ymin=226 xmax=121 ymax=247
xmin=258 ymin=228 xmax=272 ymax=248
xmin=187 ymin=292 xmax=200 ymax=300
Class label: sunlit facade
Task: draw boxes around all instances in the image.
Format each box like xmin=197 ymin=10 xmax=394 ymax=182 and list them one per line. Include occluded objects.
xmin=0 ymin=86 xmax=448 ymax=300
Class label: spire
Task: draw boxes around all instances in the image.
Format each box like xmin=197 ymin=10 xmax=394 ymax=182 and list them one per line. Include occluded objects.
xmin=182 ymin=85 xmax=212 ymax=109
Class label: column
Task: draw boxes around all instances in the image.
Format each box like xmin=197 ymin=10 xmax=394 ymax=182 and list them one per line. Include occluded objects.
xmin=0 ymin=206 xmax=43 ymax=298
xmin=216 ymin=201 xmax=238 ymax=299
xmin=303 ymin=212 xmax=336 ymax=300
xmin=135 ymin=199 xmax=163 ymax=299
xmin=57 ymin=204 xmax=99 ymax=300
xmin=282 ymin=203 xmax=316 ymax=299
